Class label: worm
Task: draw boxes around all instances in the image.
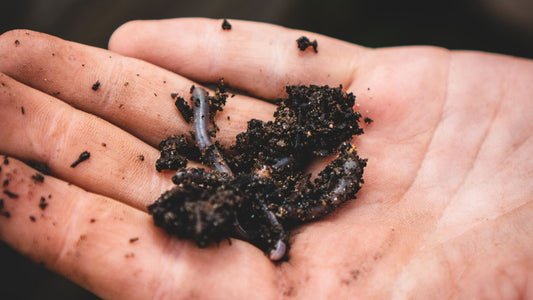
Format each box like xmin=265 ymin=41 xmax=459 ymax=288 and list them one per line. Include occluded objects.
xmin=191 ymin=86 xmax=233 ymax=175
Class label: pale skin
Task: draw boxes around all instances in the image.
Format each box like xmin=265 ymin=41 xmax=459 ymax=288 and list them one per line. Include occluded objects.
xmin=0 ymin=18 xmax=532 ymax=299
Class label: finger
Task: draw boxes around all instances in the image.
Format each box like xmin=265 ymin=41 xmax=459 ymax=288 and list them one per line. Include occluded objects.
xmin=0 ymin=29 xmax=276 ymax=147
xmin=109 ymin=18 xmax=369 ymax=99
xmin=0 ymin=73 xmax=176 ymax=210
xmin=0 ymin=157 xmax=276 ymax=299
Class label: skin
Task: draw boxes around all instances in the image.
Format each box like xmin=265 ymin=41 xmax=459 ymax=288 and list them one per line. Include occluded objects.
xmin=0 ymin=18 xmax=532 ymax=299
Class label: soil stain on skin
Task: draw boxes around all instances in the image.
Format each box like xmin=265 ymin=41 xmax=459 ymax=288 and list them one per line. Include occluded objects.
xmin=149 ymin=83 xmax=366 ymax=261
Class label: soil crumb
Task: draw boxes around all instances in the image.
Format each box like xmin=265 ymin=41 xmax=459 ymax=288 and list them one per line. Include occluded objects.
xmin=364 ymin=117 xmax=374 ymax=124
xmin=32 ymin=173 xmax=45 ymax=183
xmin=92 ymin=80 xmax=101 ymax=91
xmin=296 ymin=36 xmax=318 ymax=53
xmin=71 ymin=151 xmax=91 ymax=168
xmin=3 ymin=190 xmax=18 ymax=199
xmin=24 ymin=160 xmax=51 ymax=175
xmin=39 ymin=196 xmax=48 ymax=210
xmin=222 ymin=19 xmax=232 ymax=30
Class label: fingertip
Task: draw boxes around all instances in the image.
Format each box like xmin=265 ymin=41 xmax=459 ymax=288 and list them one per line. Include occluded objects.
xmin=108 ymin=19 xmax=146 ymax=55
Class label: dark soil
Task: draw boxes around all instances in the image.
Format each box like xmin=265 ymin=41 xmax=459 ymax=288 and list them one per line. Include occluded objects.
xmin=222 ymin=19 xmax=232 ymax=30
xmin=149 ymin=84 xmax=365 ymax=261
xmin=70 ymin=151 xmax=90 ymax=168
xmin=296 ymin=36 xmax=318 ymax=53
xmin=24 ymin=160 xmax=51 ymax=175
xmin=91 ymin=81 xmax=100 ymax=91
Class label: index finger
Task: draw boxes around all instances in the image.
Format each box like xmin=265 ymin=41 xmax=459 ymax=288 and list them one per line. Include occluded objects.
xmin=109 ymin=18 xmax=369 ymax=99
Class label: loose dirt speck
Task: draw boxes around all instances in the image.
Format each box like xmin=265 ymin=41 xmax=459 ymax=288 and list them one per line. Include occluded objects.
xmin=39 ymin=197 xmax=48 ymax=210
xmin=92 ymin=80 xmax=101 ymax=91
xmin=70 ymin=151 xmax=90 ymax=168
xmin=222 ymin=19 xmax=232 ymax=30
xmin=3 ymin=190 xmax=18 ymax=199
xmin=32 ymin=173 xmax=45 ymax=183
xmin=296 ymin=36 xmax=318 ymax=53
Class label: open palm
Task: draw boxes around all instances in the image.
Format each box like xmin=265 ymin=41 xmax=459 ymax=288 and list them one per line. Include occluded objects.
xmin=1 ymin=18 xmax=532 ymax=299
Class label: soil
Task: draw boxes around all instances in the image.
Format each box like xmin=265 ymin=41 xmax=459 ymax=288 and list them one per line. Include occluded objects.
xmin=91 ymin=81 xmax=100 ymax=91
xmin=70 ymin=151 xmax=90 ymax=168
xmin=149 ymin=84 xmax=365 ymax=261
xmin=32 ymin=173 xmax=44 ymax=183
xmin=3 ymin=190 xmax=18 ymax=199
xmin=222 ymin=19 xmax=232 ymax=30
xmin=296 ymin=36 xmax=318 ymax=53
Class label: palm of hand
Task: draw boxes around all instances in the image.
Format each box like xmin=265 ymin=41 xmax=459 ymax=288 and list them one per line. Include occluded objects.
xmin=0 ymin=19 xmax=532 ymax=299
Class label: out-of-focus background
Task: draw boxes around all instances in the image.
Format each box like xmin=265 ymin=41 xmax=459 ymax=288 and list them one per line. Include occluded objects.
xmin=0 ymin=0 xmax=532 ymax=299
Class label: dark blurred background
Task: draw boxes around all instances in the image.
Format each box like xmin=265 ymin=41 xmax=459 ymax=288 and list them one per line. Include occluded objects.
xmin=1 ymin=0 xmax=532 ymax=299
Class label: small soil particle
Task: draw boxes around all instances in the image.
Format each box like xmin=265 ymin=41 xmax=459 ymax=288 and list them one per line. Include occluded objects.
xmin=71 ymin=151 xmax=90 ymax=168
xmin=129 ymin=237 xmax=139 ymax=243
xmin=2 ymin=179 xmax=8 ymax=187
xmin=24 ymin=160 xmax=50 ymax=175
xmin=32 ymin=173 xmax=45 ymax=183
xmin=3 ymin=190 xmax=18 ymax=199
xmin=92 ymin=80 xmax=101 ymax=91
xmin=296 ymin=36 xmax=318 ymax=53
xmin=222 ymin=19 xmax=232 ymax=30
xmin=364 ymin=117 xmax=374 ymax=124
xmin=21 ymin=106 xmax=25 ymax=115
xmin=2 ymin=211 xmax=10 ymax=218
xmin=3 ymin=156 xmax=9 ymax=165
xmin=14 ymin=40 xmax=20 ymax=46
xmin=174 ymin=94 xmax=193 ymax=123
xmin=29 ymin=215 xmax=36 ymax=222
xmin=138 ymin=154 xmax=145 ymax=161
xmin=90 ymin=218 xmax=96 ymax=223
xmin=39 ymin=197 xmax=48 ymax=210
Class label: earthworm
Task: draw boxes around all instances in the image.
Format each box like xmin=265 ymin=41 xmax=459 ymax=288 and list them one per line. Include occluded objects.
xmin=260 ymin=202 xmax=287 ymax=261
xmin=192 ymin=86 xmax=233 ymax=175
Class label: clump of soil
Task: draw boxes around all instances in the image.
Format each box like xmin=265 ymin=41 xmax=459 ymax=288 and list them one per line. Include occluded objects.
xmin=70 ymin=151 xmax=90 ymax=168
xmin=149 ymin=84 xmax=365 ymax=261
xmin=296 ymin=36 xmax=318 ymax=53
xmin=221 ymin=19 xmax=232 ymax=30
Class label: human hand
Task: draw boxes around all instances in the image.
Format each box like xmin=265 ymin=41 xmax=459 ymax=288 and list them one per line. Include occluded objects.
xmin=1 ymin=18 xmax=533 ymax=299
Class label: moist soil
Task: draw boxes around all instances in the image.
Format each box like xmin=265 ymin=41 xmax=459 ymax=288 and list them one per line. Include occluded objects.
xmin=149 ymin=82 xmax=366 ymax=261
